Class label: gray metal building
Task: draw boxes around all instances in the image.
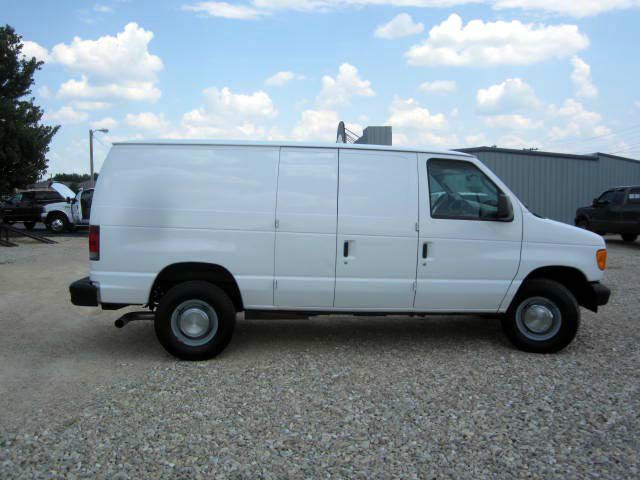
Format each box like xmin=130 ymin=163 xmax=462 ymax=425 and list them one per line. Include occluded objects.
xmin=458 ymin=147 xmax=640 ymax=224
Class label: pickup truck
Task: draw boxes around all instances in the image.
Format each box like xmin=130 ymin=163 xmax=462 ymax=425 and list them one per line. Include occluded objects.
xmin=1 ymin=186 xmax=67 ymax=230
xmin=575 ymin=186 xmax=640 ymax=242
xmin=42 ymin=186 xmax=94 ymax=232
xmin=1 ymin=183 xmax=93 ymax=232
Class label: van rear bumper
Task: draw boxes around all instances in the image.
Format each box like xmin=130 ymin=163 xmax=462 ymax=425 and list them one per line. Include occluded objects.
xmin=69 ymin=276 xmax=99 ymax=307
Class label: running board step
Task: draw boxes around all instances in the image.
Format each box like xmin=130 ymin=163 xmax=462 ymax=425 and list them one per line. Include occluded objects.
xmin=114 ymin=311 xmax=156 ymax=328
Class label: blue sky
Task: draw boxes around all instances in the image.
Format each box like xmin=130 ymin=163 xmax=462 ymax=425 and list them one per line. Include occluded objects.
xmin=5 ymin=0 xmax=640 ymax=174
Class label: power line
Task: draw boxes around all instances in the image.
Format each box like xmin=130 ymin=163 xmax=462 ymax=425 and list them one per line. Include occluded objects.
xmin=545 ymin=122 xmax=640 ymax=149
xmin=609 ymin=142 xmax=640 ymax=156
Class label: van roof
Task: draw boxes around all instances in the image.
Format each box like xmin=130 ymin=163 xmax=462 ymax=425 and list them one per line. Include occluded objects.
xmin=112 ymin=139 xmax=471 ymax=157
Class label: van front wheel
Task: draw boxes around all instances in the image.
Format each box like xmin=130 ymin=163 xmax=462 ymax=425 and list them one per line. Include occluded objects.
xmin=502 ymin=279 xmax=579 ymax=353
xmin=155 ymin=281 xmax=236 ymax=360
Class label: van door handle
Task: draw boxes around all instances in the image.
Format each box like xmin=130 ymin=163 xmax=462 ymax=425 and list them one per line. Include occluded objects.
xmin=422 ymin=242 xmax=428 ymax=259
xmin=343 ymin=241 xmax=349 ymax=257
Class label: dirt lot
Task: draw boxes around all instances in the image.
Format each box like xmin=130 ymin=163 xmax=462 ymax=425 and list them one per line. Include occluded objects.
xmin=0 ymin=229 xmax=639 ymax=478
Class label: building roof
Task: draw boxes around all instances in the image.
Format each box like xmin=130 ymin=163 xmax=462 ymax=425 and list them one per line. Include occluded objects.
xmin=113 ymin=139 xmax=471 ymax=157
xmin=457 ymin=146 xmax=639 ymax=163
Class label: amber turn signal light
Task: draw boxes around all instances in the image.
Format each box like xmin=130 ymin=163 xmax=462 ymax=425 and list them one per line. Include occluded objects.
xmin=597 ymin=249 xmax=607 ymax=271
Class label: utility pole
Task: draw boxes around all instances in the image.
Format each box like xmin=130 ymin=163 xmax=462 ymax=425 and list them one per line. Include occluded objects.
xmin=89 ymin=128 xmax=109 ymax=188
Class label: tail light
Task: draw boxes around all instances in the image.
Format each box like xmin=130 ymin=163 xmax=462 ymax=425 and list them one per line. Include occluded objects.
xmin=89 ymin=225 xmax=100 ymax=261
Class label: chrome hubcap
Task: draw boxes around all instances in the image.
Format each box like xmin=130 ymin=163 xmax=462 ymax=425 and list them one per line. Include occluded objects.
xmin=179 ymin=307 xmax=210 ymax=338
xmin=523 ymin=304 xmax=554 ymax=333
xmin=51 ymin=219 xmax=64 ymax=231
xmin=170 ymin=299 xmax=218 ymax=346
xmin=515 ymin=297 xmax=562 ymax=341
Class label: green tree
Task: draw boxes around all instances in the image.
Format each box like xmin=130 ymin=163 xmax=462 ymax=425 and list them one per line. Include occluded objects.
xmin=0 ymin=25 xmax=59 ymax=193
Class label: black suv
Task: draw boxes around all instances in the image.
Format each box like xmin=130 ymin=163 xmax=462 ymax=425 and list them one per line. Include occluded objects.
xmin=1 ymin=190 xmax=64 ymax=230
xmin=575 ymin=186 xmax=640 ymax=242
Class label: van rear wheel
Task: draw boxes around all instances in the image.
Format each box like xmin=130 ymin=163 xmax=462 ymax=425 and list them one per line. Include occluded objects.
xmin=622 ymin=234 xmax=637 ymax=243
xmin=155 ymin=281 xmax=236 ymax=360
xmin=502 ymin=279 xmax=579 ymax=353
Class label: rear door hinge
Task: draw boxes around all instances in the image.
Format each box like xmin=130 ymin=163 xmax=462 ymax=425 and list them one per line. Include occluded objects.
xmin=415 ymin=222 xmax=420 ymax=232
xmin=274 ymin=218 xmax=280 ymax=229
xmin=273 ymin=279 xmax=278 ymax=289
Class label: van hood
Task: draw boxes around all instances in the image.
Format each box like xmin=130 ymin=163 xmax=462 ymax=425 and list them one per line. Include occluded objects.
xmin=50 ymin=182 xmax=76 ymax=200
xmin=525 ymin=212 xmax=604 ymax=247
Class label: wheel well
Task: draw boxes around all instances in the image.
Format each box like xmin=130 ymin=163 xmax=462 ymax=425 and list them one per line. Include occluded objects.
xmin=46 ymin=211 xmax=68 ymax=222
xmin=520 ymin=266 xmax=596 ymax=312
xmin=149 ymin=262 xmax=244 ymax=312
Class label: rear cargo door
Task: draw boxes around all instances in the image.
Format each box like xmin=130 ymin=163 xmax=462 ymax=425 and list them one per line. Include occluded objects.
xmin=273 ymin=147 xmax=338 ymax=307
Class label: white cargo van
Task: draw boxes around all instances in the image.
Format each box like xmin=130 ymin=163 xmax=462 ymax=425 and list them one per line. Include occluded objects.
xmin=69 ymin=141 xmax=610 ymax=360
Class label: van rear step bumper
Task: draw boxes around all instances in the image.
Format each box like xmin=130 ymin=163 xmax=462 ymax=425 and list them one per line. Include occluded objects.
xmin=69 ymin=276 xmax=98 ymax=307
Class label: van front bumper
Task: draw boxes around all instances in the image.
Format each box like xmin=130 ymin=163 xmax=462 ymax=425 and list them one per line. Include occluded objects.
xmin=69 ymin=276 xmax=99 ymax=307
xmin=590 ymin=282 xmax=611 ymax=307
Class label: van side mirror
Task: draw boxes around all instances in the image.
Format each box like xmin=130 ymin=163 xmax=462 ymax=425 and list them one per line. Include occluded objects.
xmin=496 ymin=193 xmax=514 ymax=222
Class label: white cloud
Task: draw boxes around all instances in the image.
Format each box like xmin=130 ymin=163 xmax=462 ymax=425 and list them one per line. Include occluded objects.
xmin=548 ymin=99 xmax=610 ymax=140
xmin=200 ymin=86 xmax=277 ymax=118
xmin=265 ymin=71 xmax=305 ymax=86
xmin=182 ymin=2 xmax=266 ymax=19
xmin=46 ymin=106 xmax=89 ymax=124
xmin=21 ymin=40 xmax=49 ymax=62
xmin=497 ymin=133 xmax=531 ymax=149
xmin=57 ymin=75 xmax=161 ymax=102
xmin=50 ymin=23 xmax=162 ymax=82
xmin=493 ymin=0 xmax=640 ymax=18
xmin=94 ymin=4 xmax=114 ymax=13
xmin=317 ymin=63 xmax=374 ymax=108
xmin=72 ymin=100 xmax=111 ymax=110
xmin=375 ymin=13 xmax=424 ymax=39
xmin=571 ymin=56 xmax=598 ymax=99
xmin=388 ymin=96 xmax=448 ymax=131
xmin=477 ymin=78 xmax=540 ymax=114
xmin=405 ymin=14 xmax=589 ymax=67
xmin=464 ymin=133 xmax=488 ymax=146
xmin=484 ymin=114 xmax=541 ymax=130
xmin=291 ymin=109 xmax=341 ymax=142
xmin=419 ymin=80 xmax=457 ymax=94
xmin=125 ymin=112 xmax=170 ymax=131
xmin=387 ymin=96 xmax=457 ymax=147
xmin=172 ymin=86 xmax=277 ymax=139
xmin=183 ymin=1 xmax=640 ymax=19
xmin=90 ymin=117 xmax=118 ymax=129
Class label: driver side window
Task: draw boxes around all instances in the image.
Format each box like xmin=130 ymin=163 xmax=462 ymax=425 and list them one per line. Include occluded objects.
xmin=597 ymin=190 xmax=614 ymax=204
xmin=428 ymin=159 xmax=501 ymax=220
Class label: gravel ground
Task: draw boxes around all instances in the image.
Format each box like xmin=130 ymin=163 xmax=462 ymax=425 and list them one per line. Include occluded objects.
xmin=0 ymin=232 xmax=639 ymax=478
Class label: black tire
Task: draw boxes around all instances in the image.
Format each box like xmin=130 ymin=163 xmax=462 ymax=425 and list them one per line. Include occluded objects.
xmin=46 ymin=212 xmax=69 ymax=233
xmin=155 ymin=281 xmax=236 ymax=360
xmin=502 ymin=279 xmax=580 ymax=353
xmin=622 ymin=234 xmax=638 ymax=243
xmin=2 ymin=218 xmax=14 ymax=225
xmin=23 ymin=221 xmax=36 ymax=230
